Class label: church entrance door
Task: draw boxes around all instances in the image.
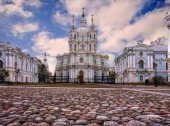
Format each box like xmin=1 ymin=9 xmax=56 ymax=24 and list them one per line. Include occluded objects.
xmin=79 ymin=70 xmax=84 ymax=83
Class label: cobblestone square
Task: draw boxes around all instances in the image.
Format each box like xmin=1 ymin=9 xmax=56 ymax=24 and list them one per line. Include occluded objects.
xmin=0 ymin=86 xmax=170 ymax=126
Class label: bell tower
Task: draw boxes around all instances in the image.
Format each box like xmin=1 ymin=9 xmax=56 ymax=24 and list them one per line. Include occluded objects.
xmin=69 ymin=14 xmax=77 ymax=52
xmin=89 ymin=14 xmax=97 ymax=52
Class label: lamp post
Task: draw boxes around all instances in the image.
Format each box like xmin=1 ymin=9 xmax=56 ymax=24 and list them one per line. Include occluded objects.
xmin=165 ymin=9 xmax=170 ymax=82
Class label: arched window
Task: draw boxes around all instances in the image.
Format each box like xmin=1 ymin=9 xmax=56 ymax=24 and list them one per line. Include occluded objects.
xmin=101 ymin=61 xmax=104 ymax=66
xmin=74 ymin=34 xmax=76 ymax=40
xmin=70 ymin=44 xmax=72 ymax=50
xmin=139 ymin=52 xmax=143 ymax=57
xmin=74 ymin=44 xmax=76 ymax=50
xmin=79 ymin=57 xmax=84 ymax=63
xmin=0 ymin=52 xmax=2 ymax=57
xmin=94 ymin=34 xmax=96 ymax=39
xmin=166 ymin=63 xmax=168 ymax=70
xmin=153 ymin=63 xmax=157 ymax=70
xmin=89 ymin=44 xmax=91 ymax=51
xmin=14 ymin=62 xmax=17 ymax=69
xmin=90 ymin=34 xmax=91 ymax=39
xmin=94 ymin=59 xmax=96 ymax=65
xmin=94 ymin=44 xmax=96 ymax=50
xmin=82 ymin=44 xmax=85 ymax=50
xmin=139 ymin=60 xmax=144 ymax=69
xmin=82 ymin=35 xmax=84 ymax=42
xmin=0 ymin=60 xmax=3 ymax=68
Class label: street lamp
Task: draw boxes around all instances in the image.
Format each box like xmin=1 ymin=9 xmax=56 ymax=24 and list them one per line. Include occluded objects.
xmin=165 ymin=9 xmax=170 ymax=82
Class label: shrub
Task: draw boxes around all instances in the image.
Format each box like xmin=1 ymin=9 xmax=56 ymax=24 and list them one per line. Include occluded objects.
xmin=152 ymin=76 xmax=165 ymax=86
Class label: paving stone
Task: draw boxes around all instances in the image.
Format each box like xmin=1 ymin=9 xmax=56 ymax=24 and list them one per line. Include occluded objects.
xmin=37 ymin=122 xmax=49 ymax=126
xmin=96 ymin=115 xmax=109 ymax=121
xmin=22 ymin=122 xmax=37 ymax=126
xmin=52 ymin=121 xmax=67 ymax=126
xmin=103 ymin=121 xmax=118 ymax=126
xmin=126 ymin=120 xmax=146 ymax=126
xmin=75 ymin=119 xmax=88 ymax=125
xmin=0 ymin=87 xmax=169 ymax=125
xmin=7 ymin=122 xmax=21 ymax=126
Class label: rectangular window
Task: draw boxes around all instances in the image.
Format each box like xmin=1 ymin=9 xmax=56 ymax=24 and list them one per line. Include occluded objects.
xmin=140 ymin=76 xmax=143 ymax=82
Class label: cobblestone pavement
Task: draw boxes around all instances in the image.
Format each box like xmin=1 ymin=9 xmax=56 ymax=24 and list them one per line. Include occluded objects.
xmin=0 ymin=87 xmax=170 ymax=126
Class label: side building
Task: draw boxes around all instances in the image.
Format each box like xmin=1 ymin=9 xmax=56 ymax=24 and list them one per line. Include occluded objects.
xmin=115 ymin=37 xmax=168 ymax=83
xmin=0 ymin=42 xmax=39 ymax=83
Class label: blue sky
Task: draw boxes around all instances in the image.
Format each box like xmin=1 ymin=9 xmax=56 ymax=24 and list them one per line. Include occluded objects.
xmin=0 ymin=0 xmax=169 ymax=73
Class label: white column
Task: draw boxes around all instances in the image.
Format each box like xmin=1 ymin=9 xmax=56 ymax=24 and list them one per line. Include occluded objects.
xmin=72 ymin=69 xmax=74 ymax=79
xmin=147 ymin=55 xmax=150 ymax=68
xmin=9 ymin=55 xmax=11 ymax=67
xmin=129 ymin=55 xmax=132 ymax=68
xmin=91 ymin=69 xmax=93 ymax=78
xmin=150 ymin=55 xmax=152 ymax=69
xmin=70 ymin=69 xmax=72 ymax=79
xmin=151 ymin=56 xmax=153 ymax=69
xmin=5 ymin=54 xmax=8 ymax=67
xmin=133 ymin=55 xmax=135 ymax=68
xmin=128 ymin=56 xmax=130 ymax=68
xmin=131 ymin=55 xmax=133 ymax=68
xmin=122 ymin=59 xmax=124 ymax=71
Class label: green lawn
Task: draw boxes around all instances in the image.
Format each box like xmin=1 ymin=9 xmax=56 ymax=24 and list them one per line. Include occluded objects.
xmin=5 ymin=83 xmax=114 ymax=88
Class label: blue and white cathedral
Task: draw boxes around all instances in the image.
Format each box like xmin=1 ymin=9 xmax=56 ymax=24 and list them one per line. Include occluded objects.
xmin=55 ymin=8 xmax=109 ymax=82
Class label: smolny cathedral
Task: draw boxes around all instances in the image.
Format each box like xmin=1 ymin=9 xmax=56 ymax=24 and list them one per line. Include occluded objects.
xmin=55 ymin=9 xmax=109 ymax=83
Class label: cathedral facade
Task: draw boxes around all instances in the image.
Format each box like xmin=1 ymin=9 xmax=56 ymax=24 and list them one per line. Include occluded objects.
xmin=0 ymin=42 xmax=39 ymax=83
xmin=115 ymin=37 xmax=168 ymax=83
xmin=55 ymin=9 xmax=109 ymax=83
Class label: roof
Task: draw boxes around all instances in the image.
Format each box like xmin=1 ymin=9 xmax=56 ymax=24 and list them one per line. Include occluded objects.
xmin=150 ymin=44 xmax=167 ymax=52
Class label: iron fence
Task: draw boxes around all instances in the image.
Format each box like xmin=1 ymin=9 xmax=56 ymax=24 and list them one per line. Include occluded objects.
xmin=46 ymin=76 xmax=115 ymax=84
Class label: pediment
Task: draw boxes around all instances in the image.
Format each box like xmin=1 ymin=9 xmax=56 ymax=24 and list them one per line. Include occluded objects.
xmin=134 ymin=44 xmax=149 ymax=50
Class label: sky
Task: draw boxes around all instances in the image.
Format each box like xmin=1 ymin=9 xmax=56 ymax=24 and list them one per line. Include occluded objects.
xmin=0 ymin=0 xmax=169 ymax=73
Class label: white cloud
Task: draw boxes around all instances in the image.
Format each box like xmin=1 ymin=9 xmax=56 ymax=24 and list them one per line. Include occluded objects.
xmin=98 ymin=8 xmax=167 ymax=53
xmin=53 ymin=11 xmax=70 ymax=26
xmin=57 ymin=0 xmax=167 ymax=66
xmin=107 ymin=53 xmax=115 ymax=66
xmin=0 ymin=0 xmax=42 ymax=18
xmin=32 ymin=31 xmax=68 ymax=73
xmin=24 ymin=0 xmax=42 ymax=8
xmin=60 ymin=0 xmax=86 ymax=16
xmin=22 ymin=49 xmax=29 ymax=53
xmin=12 ymin=22 xmax=39 ymax=37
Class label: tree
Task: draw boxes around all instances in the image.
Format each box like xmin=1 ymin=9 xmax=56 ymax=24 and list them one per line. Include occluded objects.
xmin=152 ymin=76 xmax=165 ymax=87
xmin=0 ymin=69 xmax=9 ymax=83
xmin=53 ymin=72 xmax=56 ymax=83
xmin=38 ymin=64 xmax=48 ymax=83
